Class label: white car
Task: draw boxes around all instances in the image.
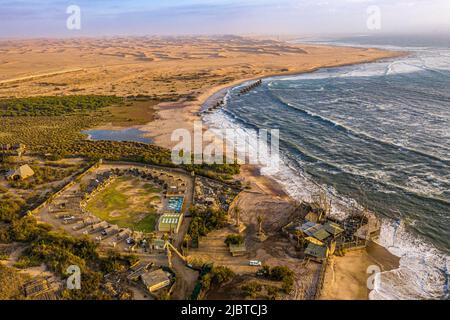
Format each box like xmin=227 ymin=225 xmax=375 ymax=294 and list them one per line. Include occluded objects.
xmin=249 ymin=260 xmax=262 ymax=266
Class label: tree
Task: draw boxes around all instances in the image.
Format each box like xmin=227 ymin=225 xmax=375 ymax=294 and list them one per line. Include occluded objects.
xmin=257 ymin=214 xmax=264 ymax=235
xmin=241 ymin=281 xmax=262 ymax=299
xmin=234 ymin=206 xmax=241 ymax=227
xmin=183 ymin=234 xmax=192 ymax=253
xmin=211 ymin=266 xmax=235 ymax=285
xmin=224 ymin=234 xmax=244 ymax=246
xmin=270 ymin=266 xmax=294 ymax=282
xmin=294 ymin=230 xmax=305 ymax=247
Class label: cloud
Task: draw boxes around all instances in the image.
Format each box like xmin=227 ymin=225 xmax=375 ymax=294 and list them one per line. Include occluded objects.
xmin=0 ymin=0 xmax=448 ymax=37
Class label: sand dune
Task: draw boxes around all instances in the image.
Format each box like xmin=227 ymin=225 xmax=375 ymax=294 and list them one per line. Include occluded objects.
xmin=0 ymin=36 xmax=400 ymax=99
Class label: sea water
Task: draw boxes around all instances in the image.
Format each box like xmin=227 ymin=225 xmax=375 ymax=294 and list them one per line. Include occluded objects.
xmin=203 ymin=35 xmax=450 ymax=300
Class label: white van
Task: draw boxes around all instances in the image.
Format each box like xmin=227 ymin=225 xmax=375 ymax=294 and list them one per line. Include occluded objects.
xmin=249 ymin=260 xmax=262 ymax=266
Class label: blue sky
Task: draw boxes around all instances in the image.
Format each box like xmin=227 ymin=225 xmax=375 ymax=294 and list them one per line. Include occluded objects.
xmin=1 ymin=0 xmax=449 ymax=37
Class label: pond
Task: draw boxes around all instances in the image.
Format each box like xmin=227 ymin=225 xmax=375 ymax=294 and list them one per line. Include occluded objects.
xmin=81 ymin=127 xmax=152 ymax=144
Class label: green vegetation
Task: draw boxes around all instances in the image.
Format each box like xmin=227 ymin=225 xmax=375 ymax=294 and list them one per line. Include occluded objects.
xmin=0 ymin=195 xmax=136 ymax=299
xmin=133 ymin=214 xmax=158 ymax=233
xmin=143 ymin=183 xmax=162 ymax=193
xmin=85 ymin=176 xmax=160 ymax=232
xmin=0 ymin=248 xmax=9 ymax=260
xmin=0 ymin=95 xmax=241 ymax=183
xmin=0 ymin=95 xmax=123 ymax=117
xmin=240 ymin=266 xmax=295 ymax=299
xmin=0 ymin=264 xmax=29 ymax=300
xmin=100 ymin=250 xmax=139 ymax=274
xmin=188 ymin=207 xmax=228 ymax=240
xmin=184 ymin=162 xmax=240 ymax=182
xmin=192 ymin=265 xmax=235 ymax=299
xmin=257 ymin=265 xmax=295 ymax=294
xmin=224 ymin=234 xmax=244 ymax=246
xmin=200 ymin=266 xmax=235 ymax=290
xmin=241 ymin=282 xmax=280 ymax=300
xmin=241 ymin=281 xmax=262 ymax=299
xmin=8 ymin=165 xmax=78 ymax=189
xmin=0 ymin=195 xmax=24 ymax=223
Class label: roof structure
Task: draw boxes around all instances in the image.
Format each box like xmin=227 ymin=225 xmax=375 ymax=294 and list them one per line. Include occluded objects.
xmin=304 ymin=243 xmax=328 ymax=260
xmin=298 ymin=221 xmax=331 ymax=241
xmin=229 ymin=243 xmax=247 ymax=256
xmin=141 ymin=269 xmax=171 ymax=292
xmin=6 ymin=164 xmax=35 ymax=180
xmin=158 ymin=213 xmax=183 ymax=233
xmin=323 ymin=221 xmax=344 ymax=236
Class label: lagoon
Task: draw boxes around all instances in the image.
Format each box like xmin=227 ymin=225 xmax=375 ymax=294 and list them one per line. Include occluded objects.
xmin=82 ymin=127 xmax=152 ymax=144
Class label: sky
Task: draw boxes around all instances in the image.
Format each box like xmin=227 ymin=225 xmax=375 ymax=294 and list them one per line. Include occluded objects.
xmin=0 ymin=0 xmax=449 ymax=38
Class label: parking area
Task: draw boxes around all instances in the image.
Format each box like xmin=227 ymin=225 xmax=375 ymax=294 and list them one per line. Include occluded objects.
xmin=36 ymin=162 xmax=194 ymax=256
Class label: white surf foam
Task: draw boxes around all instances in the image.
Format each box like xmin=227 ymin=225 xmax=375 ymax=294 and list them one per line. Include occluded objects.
xmin=202 ymin=47 xmax=450 ymax=300
xmin=370 ymin=220 xmax=449 ymax=300
xmin=271 ymin=46 xmax=450 ymax=82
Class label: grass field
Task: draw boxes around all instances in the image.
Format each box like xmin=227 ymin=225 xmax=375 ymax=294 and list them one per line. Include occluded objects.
xmin=85 ymin=176 xmax=162 ymax=232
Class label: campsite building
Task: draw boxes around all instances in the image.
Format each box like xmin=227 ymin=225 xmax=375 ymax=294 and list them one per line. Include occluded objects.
xmin=304 ymin=243 xmax=329 ymax=262
xmin=140 ymin=269 xmax=171 ymax=292
xmin=158 ymin=213 xmax=183 ymax=234
xmin=229 ymin=243 xmax=247 ymax=257
xmin=6 ymin=164 xmax=35 ymax=180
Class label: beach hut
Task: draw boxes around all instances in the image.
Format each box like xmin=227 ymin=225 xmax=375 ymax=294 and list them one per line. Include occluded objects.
xmin=299 ymin=221 xmax=331 ymax=242
xmin=323 ymin=221 xmax=344 ymax=239
xmin=304 ymin=243 xmax=329 ymax=262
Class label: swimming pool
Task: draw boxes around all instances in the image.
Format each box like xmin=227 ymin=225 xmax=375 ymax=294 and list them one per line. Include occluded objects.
xmin=167 ymin=196 xmax=184 ymax=213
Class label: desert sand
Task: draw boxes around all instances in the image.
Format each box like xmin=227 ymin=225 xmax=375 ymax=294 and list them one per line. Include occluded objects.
xmin=0 ymin=36 xmax=403 ymax=299
xmin=0 ymin=36 xmax=401 ymax=149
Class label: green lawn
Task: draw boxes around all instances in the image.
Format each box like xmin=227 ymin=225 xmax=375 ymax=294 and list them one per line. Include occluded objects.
xmin=143 ymin=183 xmax=162 ymax=193
xmin=85 ymin=177 xmax=161 ymax=232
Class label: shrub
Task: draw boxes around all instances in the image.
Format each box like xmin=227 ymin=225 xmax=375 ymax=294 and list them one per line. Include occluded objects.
xmin=188 ymin=207 xmax=228 ymax=239
xmin=241 ymin=281 xmax=262 ymax=299
xmin=224 ymin=234 xmax=244 ymax=246
xmin=210 ymin=266 xmax=235 ymax=285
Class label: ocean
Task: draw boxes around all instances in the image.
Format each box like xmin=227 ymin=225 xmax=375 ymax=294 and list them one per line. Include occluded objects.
xmin=203 ymin=35 xmax=450 ymax=300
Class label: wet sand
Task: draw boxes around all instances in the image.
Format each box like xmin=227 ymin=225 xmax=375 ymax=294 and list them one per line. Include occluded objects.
xmin=140 ymin=42 xmax=403 ymax=300
xmin=320 ymin=241 xmax=400 ymax=300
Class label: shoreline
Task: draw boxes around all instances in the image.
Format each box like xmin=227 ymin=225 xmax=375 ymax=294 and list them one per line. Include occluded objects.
xmin=320 ymin=241 xmax=401 ymax=300
xmin=140 ymin=45 xmax=405 ymax=300
xmin=140 ymin=45 xmax=404 ymax=150
xmin=200 ymin=50 xmax=407 ymax=115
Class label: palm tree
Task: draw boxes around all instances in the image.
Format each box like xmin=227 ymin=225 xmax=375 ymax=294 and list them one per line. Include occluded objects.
xmin=294 ymin=230 xmax=305 ymax=247
xmin=234 ymin=206 xmax=241 ymax=227
xmin=147 ymin=233 xmax=156 ymax=252
xmin=183 ymin=234 xmax=192 ymax=253
xmin=257 ymin=215 xmax=264 ymax=235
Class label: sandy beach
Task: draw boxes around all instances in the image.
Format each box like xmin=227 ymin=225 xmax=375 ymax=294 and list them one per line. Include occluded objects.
xmin=320 ymin=241 xmax=400 ymax=300
xmin=136 ymin=45 xmax=403 ymax=150
xmin=131 ymin=39 xmax=403 ymax=300
xmin=0 ymin=36 xmax=404 ymax=300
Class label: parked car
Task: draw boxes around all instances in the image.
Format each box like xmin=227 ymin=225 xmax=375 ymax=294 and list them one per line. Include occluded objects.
xmin=249 ymin=260 xmax=262 ymax=266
